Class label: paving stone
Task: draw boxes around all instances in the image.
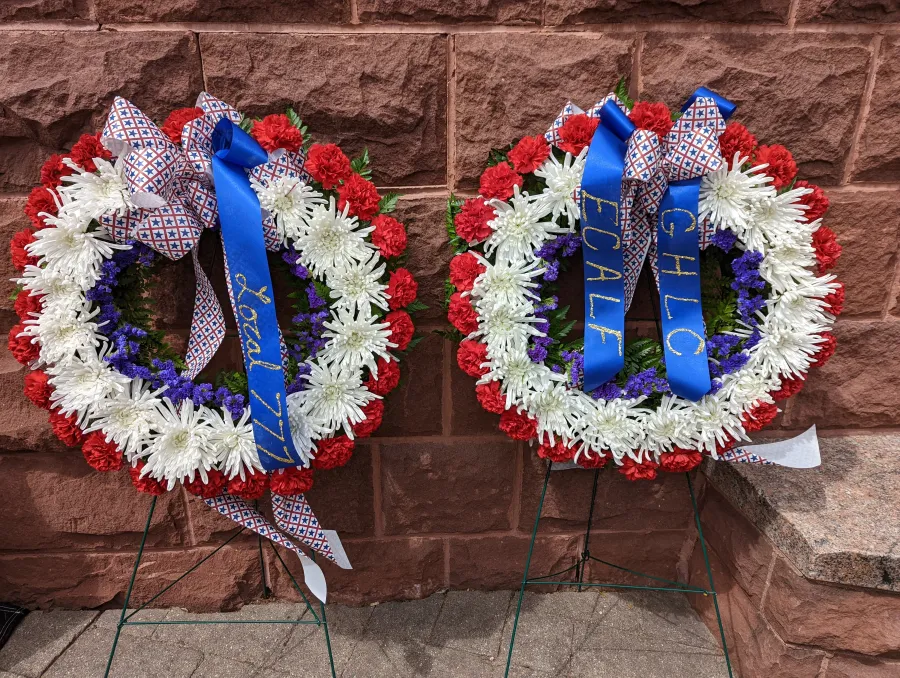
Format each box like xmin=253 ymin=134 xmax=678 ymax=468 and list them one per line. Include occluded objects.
xmin=499 ymin=593 xmax=574 ymax=674
xmin=366 ymin=593 xmax=445 ymax=643
xmin=568 ymin=648 xmax=727 ymax=677
xmin=92 ymin=608 xmax=169 ymax=639
xmin=0 ymin=611 xmax=98 ymax=678
xmin=428 ymin=590 xmax=513 ymax=657
xmin=191 ymin=657 xmax=258 ymax=678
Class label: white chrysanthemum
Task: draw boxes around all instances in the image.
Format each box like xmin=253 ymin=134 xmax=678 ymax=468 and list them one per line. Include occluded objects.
xmin=86 ymin=379 xmax=164 ymax=460
xmin=741 ymin=187 xmax=810 ymax=253
xmin=684 ymin=395 xmax=747 ymax=454
xmin=293 ymin=198 xmax=374 ymax=276
xmin=58 ymin=157 xmax=133 ymax=220
xmin=319 ymin=308 xmax=395 ymax=377
xmin=717 ymin=365 xmax=778 ymax=410
xmin=141 ymin=400 xmax=217 ymax=489
xmin=742 ymin=314 xmax=827 ymax=380
xmin=327 ymin=253 xmax=389 ymax=315
xmin=759 ymin=241 xmax=817 ymax=293
xmin=252 ymin=176 xmax=324 ymax=244
xmin=285 ymin=398 xmax=321 ymax=454
xmin=485 ymin=186 xmax=559 ymax=262
xmin=481 ymin=353 xmax=563 ymax=410
xmin=299 ymin=359 xmax=376 ymax=438
xmin=468 ymin=254 xmax=544 ymax=308
xmin=576 ymin=395 xmax=648 ymax=459
xmin=47 ymin=348 xmax=130 ymax=423
xmin=641 ymin=396 xmax=695 ymax=455
xmin=766 ymin=274 xmax=838 ymax=326
xmin=17 ymin=265 xmax=85 ymax=311
xmin=534 ymin=148 xmax=588 ymax=226
xmin=204 ymin=408 xmax=263 ymax=481
xmin=21 ymin=305 xmax=102 ymax=367
xmin=523 ymin=383 xmax=581 ymax=444
xmin=475 ymin=299 xmax=545 ymax=356
xmin=698 ymin=155 xmax=774 ymax=231
xmin=27 ymin=212 xmax=129 ymax=291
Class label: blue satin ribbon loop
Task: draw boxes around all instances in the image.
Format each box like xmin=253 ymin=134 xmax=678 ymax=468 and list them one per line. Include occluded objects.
xmin=211 ymin=119 xmax=300 ymax=471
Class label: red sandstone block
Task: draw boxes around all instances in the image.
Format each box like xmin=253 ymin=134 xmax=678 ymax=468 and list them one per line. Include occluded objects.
xmin=852 ymin=37 xmax=900 ymax=182
xmin=0 ymin=31 xmax=203 ymax=193
xmin=0 ymin=0 xmax=90 ymax=21
xmin=579 ymin=529 xmax=688 ymax=585
xmin=640 ymin=32 xmax=872 ymax=186
xmin=825 ymin=654 xmax=900 ymax=678
xmin=358 ymin=0 xmax=541 ymax=23
xmin=544 ymin=0 xmax=791 ymax=24
xmin=377 ymin=333 xmax=444 ymax=437
xmin=763 ymin=555 xmax=900 ymax=655
xmin=448 ymin=533 xmax=579 ymax=589
xmin=796 ymin=0 xmax=900 ymax=23
xmin=379 ymin=439 xmax=517 ymax=534
xmin=304 ymin=445 xmax=376 ymax=538
xmin=449 ymin=368 xmax=504 ymax=436
xmin=0 ymin=197 xmax=28 ymax=316
xmin=0 ymin=354 xmax=67 ymax=454
xmin=782 ymin=320 xmax=900 ymax=429
xmin=454 ymin=33 xmax=636 ymax=188
xmin=199 ymin=33 xmax=447 ymax=187
xmin=94 ymin=0 xmax=348 ymax=23
xmin=267 ymin=537 xmax=444 ymax=605
xmin=0 ymin=452 xmax=188 ymax=551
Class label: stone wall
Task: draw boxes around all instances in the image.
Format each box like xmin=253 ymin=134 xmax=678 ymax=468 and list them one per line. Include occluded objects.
xmin=1 ymin=0 xmax=899 ymax=618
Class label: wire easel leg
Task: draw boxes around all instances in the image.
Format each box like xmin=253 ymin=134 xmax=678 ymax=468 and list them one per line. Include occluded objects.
xmin=687 ymin=473 xmax=734 ymax=677
xmin=504 ymin=461 xmax=553 ymax=677
xmin=104 ymin=496 xmax=157 ymax=678
xmin=576 ymin=467 xmax=602 ymax=591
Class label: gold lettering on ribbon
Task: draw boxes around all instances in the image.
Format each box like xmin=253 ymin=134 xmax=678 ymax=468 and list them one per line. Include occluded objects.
xmin=235 ymin=273 xmax=272 ymax=304
xmin=233 ymin=275 xmax=280 ymax=372
xmin=660 ymin=253 xmax=697 ymax=277
xmin=582 ymin=227 xmax=621 ymax=251
xmin=588 ymin=293 xmax=620 ymax=319
xmin=663 ymin=295 xmax=700 ymax=321
xmin=581 ymin=192 xmax=620 ymax=244
xmin=666 ymin=328 xmax=706 ymax=356
xmin=586 ymin=261 xmax=623 ymax=282
xmin=250 ymin=390 xmax=295 ymax=464
xmin=588 ymin=323 xmax=624 ymax=357
xmin=660 ymin=208 xmax=697 ymax=238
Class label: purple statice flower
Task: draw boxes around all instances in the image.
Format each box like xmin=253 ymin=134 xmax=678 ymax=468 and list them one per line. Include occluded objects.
xmin=737 ymin=289 xmax=767 ymax=323
xmin=282 ymin=246 xmax=310 ymax=279
xmin=562 ymin=349 xmax=584 ymax=387
xmin=591 ymin=381 xmax=623 ymax=401
xmin=711 ymin=228 xmax=737 ymax=252
xmin=623 ymin=368 xmax=670 ymax=399
xmin=706 ymin=333 xmax=741 ymax=358
xmin=731 ymin=251 xmax=765 ymax=291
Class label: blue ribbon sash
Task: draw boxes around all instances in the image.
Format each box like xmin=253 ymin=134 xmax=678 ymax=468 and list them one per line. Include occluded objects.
xmin=211 ymin=119 xmax=300 ymax=471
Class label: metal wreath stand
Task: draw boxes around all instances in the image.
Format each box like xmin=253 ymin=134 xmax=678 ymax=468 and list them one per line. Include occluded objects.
xmin=104 ymin=497 xmax=337 ymax=678
xmin=503 ymin=275 xmax=734 ymax=678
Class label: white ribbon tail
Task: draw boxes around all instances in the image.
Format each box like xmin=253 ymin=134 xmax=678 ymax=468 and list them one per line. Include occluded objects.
xmin=727 ymin=425 xmax=821 ymax=468
xmin=323 ymin=530 xmax=352 ymax=570
xmin=295 ymin=551 xmax=328 ymax=603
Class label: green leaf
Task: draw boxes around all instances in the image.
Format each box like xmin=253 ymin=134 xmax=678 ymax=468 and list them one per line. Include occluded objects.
xmin=405 ymin=299 xmax=429 ymax=314
xmin=238 ymin=116 xmax=254 ymax=133
xmin=613 ymin=77 xmax=635 ymax=110
xmin=445 ymin=193 xmax=468 ymax=255
xmin=378 ymin=192 xmax=401 ymax=214
xmin=443 ymin=278 xmax=456 ymax=310
xmin=487 ymin=145 xmax=513 ymax=168
xmin=9 ymin=285 xmax=22 ymax=301
xmin=285 ymin=107 xmax=302 ymax=130
xmin=435 ymin=327 xmax=465 ymax=343
xmin=350 ymin=148 xmax=372 ymax=180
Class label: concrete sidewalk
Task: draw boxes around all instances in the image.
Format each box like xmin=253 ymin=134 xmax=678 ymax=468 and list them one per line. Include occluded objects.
xmin=0 ymin=590 xmax=730 ymax=677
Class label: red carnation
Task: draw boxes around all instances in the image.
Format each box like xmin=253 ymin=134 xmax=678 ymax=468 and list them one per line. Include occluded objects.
xmin=794 ymin=180 xmax=830 ymax=223
xmin=352 ymin=400 xmax=384 ymax=438
xmin=184 ymin=469 xmax=227 ymax=499
xmin=619 ymin=457 xmax=658 ymax=481
xmin=70 ymin=133 xmax=112 ymax=173
xmin=81 ymin=432 xmax=124 ymax=472
xmin=479 ymin=162 xmax=522 ymax=201
xmin=251 ymin=113 xmax=304 ymax=153
xmin=386 ymin=310 xmax=414 ymax=350
xmin=306 ymin=143 xmax=352 ymax=190
xmin=8 ymin=324 xmax=38 ymax=365
xmin=754 ymin=144 xmax=797 ymax=190
xmin=822 ymin=282 xmax=845 ymax=316
xmin=499 ymin=409 xmax=537 ymax=441
xmin=448 ymin=292 xmax=478 ymax=335
xmin=161 ymin=107 xmax=204 ymax=145
xmin=579 ymin=452 xmax=609 ymax=469
xmin=454 ymin=198 xmax=495 ymax=243
xmin=558 ymin=114 xmax=599 ymax=156
xmin=227 ymin=471 xmax=269 ymax=500
xmin=537 ymin=438 xmax=577 ymax=463
xmin=457 ymin=340 xmax=489 ymax=378
xmin=365 ymin=357 xmax=401 ymax=396
xmin=337 ymin=173 xmax=381 ymax=221
xmin=15 ymin=291 xmax=42 ymax=321
xmin=475 ymin=380 xmax=506 ymax=414
xmin=49 ymin=410 xmax=84 ymax=447
xmin=658 ymin=448 xmax=702 ymax=473
xmin=371 ymin=215 xmax=407 ymax=258
xmin=741 ymin=402 xmax=779 ymax=433
xmin=812 ymin=333 xmax=837 ymax=368
xmin=270 ymin=466 xmax=314 ymax=496
xmin=23 ymin=370 xmax=52 ymax=409
xmin=771 ymin=375 xmax=805 ymax=401
xmin=449 ymin=252 xmax=485 ymax=292
xmin=387 ymin=268 xmax=418 ymax=310
xmin=629 ymin=101 xmax=673 ymax=138
xmin=25 ymin=186 xmax=58 ymax=229
xmin=129 ymin=461 xmax=166 ymax=496
xmin=718 ymin=122 xmax=757 ymax=167
xmin=508 ymin=135 xmax=551 ymax=174
xmin=312 ymin=436 xmax=355 ymax=471
xmin=10 ymin=229 xmax=36 ymax=271
xmin=715 ymin=435 xmax=737 ymax=456
xmin=40 ymin=154 xmax=73 ymax=188
xmin=812 ymin=226 xmax=841 ymax=274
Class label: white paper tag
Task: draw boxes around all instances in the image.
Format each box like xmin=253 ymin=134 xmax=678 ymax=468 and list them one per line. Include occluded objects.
xmin=296 ymin=552 xmax=328 ymax=603
xmin=735 ymin=425 xmax=821 ymax=468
